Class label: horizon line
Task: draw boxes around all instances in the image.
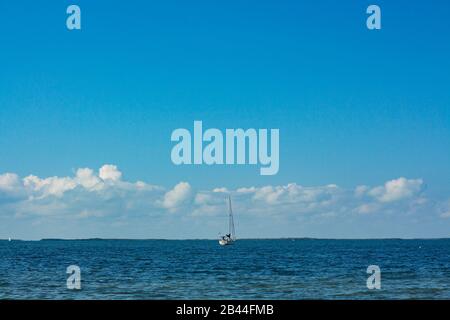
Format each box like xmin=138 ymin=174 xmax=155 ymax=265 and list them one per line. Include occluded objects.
xmin=2 ymin=236 xmax=450 ymax=241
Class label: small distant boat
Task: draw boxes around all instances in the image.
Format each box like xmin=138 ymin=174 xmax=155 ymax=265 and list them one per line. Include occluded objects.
xmin=219 ymin=196 xmax=236 ymax=246
xmin=8 ymin=237 xmax=11 ymax=242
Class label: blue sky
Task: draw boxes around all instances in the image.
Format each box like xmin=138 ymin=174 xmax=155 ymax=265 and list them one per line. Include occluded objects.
xmin=1 ymin=1 xmax=450 ymax=239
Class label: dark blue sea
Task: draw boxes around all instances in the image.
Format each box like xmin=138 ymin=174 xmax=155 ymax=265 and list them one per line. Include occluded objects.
xmin=1 ymin=239 xmax=449 ymax=299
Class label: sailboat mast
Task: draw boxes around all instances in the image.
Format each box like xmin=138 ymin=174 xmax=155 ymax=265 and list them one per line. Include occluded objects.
xmin=228 ymin=196 xmax=235 ymax=240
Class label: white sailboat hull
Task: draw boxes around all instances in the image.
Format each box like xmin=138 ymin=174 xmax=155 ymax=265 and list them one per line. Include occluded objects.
xmin=219 ymin=239 xmax=234 ymax=246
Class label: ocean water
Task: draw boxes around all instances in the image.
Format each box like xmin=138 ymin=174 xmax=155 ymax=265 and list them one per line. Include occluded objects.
xmin=0 ymin=239 xmax=449 ymax=299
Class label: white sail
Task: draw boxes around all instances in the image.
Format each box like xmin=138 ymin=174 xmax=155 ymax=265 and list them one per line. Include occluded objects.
xmin=219 ymin=196 xmax=236 ymax=246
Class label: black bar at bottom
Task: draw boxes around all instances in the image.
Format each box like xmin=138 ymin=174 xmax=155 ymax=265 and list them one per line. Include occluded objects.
xmin=0 ymin=300 xmax=448 ymax=319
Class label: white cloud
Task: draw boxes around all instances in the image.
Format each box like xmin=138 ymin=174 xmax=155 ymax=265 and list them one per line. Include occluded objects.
xmin=161 ymin=182 xmax=192 ymax=211
xmin=250 ymin=183 xmax=340 ymax=206
xmin=236 ymin=187 xmax=256 ymax=193
xmin=367 ymin=177 xmax=423 ymax=202
xmin=99 ymin=164 xmax=122 ymax=181
xmin=76 ymin=168 xmax=102 ymax=190
xmin=0 ymin=173 xmax=21 ymax=192
xmin=23 ymin=175 xmax=77 ymax=198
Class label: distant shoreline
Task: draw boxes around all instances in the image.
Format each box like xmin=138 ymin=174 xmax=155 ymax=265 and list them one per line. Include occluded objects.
xmin=2 ymin=237 xmax=450 ymax=242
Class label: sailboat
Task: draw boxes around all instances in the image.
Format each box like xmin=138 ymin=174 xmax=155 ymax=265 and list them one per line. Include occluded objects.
xmin=219 ymin=196 xmax=236 ymax=246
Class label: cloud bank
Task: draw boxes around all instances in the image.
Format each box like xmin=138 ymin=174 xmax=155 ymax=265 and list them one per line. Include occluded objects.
xmin=0 ymin=164 xmax=447 ymax=239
